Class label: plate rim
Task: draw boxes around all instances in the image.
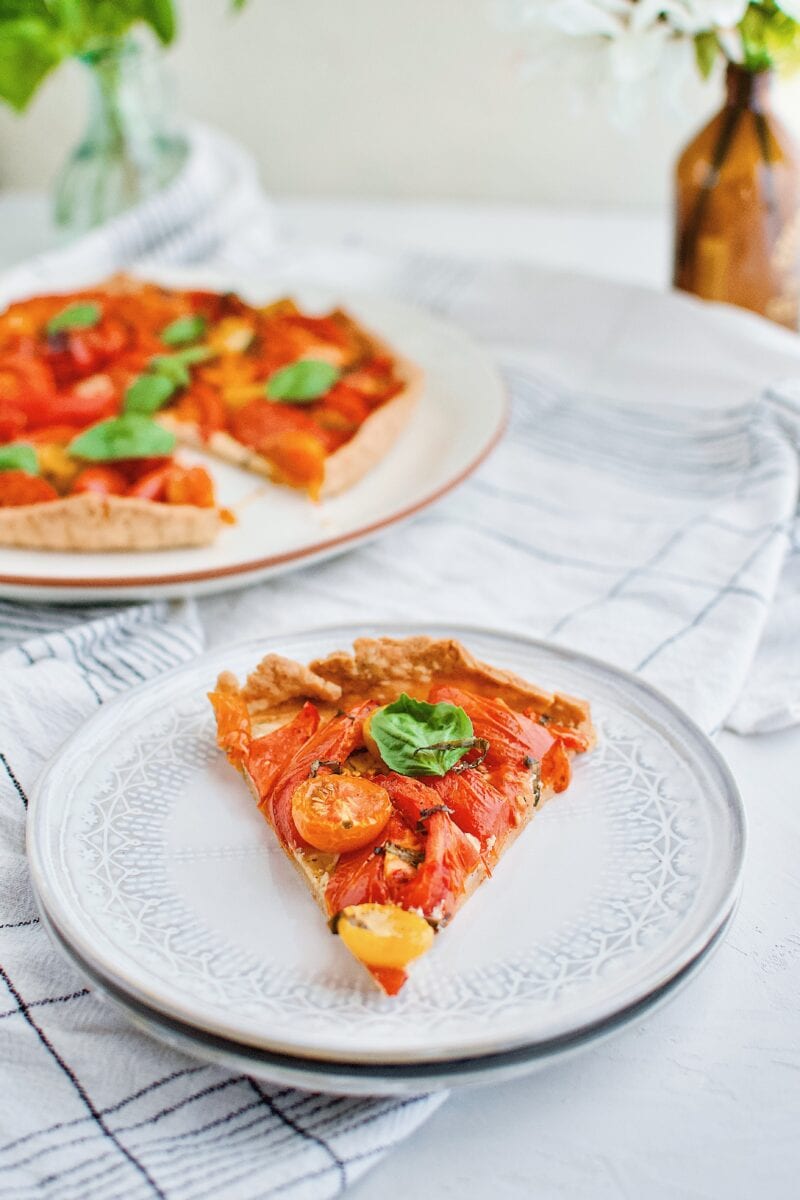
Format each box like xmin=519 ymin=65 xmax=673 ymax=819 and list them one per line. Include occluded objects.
xmin=35 ymin=898 xmax=738 ymax=1094
xmin=0 ymin=282 xmax=508 ymax=593
xmin=27 ymin=621 xmax=747 ymax=1066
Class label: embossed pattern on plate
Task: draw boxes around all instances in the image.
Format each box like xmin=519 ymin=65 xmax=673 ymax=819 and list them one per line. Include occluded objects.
xmin=28 ymin=624 xmax=745 ymax=1065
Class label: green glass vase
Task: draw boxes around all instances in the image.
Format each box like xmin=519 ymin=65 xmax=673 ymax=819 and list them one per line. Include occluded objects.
xmin=53 ymin=36 xmax=188 ymax=238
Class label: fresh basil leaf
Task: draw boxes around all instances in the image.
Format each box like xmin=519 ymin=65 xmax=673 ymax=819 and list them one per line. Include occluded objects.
xmin=68 ymin=413 xmax=176 ymax=461
xmin=124 ymin=372 xmax=176 ymax=415
xmin=149 ymin=355 xmax=190 ymax=388
xmin=0 ymin=16 xmax=65 ymax=113
xmin=368 ymin=694 xmax=474 ymax=778
xmin=266 ymin=359 xmax=341 ymax=404
xmin=160 ymin=313 xmax=207 ymax=346
xmin=150 ymin=345 xmax=215 ymax=387
xmin=0 ymin=442 xmax=38 ymax=474
xmin=46 ymin=301 xmax=102 ymax=336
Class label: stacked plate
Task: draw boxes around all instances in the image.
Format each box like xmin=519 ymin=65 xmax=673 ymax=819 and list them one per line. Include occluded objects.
xmin=28 ymin=625 xmax=745 ymax=1095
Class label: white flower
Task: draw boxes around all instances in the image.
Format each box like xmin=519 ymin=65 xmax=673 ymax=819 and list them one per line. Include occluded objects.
xmin=659 ymin=1 xmax=749 ymax=33
xmin=775 ymin=0 xmax=800 ymax=20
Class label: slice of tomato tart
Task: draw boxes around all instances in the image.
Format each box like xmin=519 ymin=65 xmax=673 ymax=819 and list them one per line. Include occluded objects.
xmin=209 ymin=636 xmax=595 ymax=995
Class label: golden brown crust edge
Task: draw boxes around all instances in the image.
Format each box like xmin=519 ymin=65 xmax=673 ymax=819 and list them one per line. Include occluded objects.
xmin=216 ymin=635 xmax=595 ymax=747
xmin=0 ymin=493 xmax=221 ymax=551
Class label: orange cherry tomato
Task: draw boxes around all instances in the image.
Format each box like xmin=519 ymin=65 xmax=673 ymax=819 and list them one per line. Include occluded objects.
xmin=70 ymin=466 xmax=128 ymax=497
xmin=165 ymin=465 xmax=215 ymax=508
xmin=0 ymin=471 xmax=59 ymax=506
xmin=290 ymin=774 xmax=393 ymax=854
xmin=264 ymin=431 xmax=328 ymax=497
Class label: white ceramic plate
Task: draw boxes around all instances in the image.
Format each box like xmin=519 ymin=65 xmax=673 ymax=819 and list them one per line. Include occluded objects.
xmin=0 ymin=273 xmax=506 ymax=603
xmin=29 ymin=624 xmax=745 ymax=1094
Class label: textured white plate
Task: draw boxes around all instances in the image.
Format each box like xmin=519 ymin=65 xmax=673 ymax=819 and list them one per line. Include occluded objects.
xmin=29 ymin=624 xmax=744 ymax=1077
xmin=0 ymin=271 xmax=506 ymax=602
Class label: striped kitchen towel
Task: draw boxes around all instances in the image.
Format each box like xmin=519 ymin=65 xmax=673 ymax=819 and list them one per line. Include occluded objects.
xmin=0 ymin=602 xmax=443 ymax=1200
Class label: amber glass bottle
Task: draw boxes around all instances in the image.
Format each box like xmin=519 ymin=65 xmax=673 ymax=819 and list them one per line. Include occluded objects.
xmin=673 ymin=64 xmax=800 ymax=329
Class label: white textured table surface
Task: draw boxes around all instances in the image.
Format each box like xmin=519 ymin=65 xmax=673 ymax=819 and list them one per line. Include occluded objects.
xmin=3 ymin=194 xmax=797 ymax=1199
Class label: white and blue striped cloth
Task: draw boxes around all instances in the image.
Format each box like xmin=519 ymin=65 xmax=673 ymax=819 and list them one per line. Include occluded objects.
xmin=2 ymin=128 xmax=800 ymax=1197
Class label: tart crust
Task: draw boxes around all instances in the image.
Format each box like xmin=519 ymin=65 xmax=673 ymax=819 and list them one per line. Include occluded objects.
xmin=0 ymin=492 xmax=220 ymax=551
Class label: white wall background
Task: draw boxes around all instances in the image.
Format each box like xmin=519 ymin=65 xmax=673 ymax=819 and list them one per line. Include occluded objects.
xmin=1 ymin=0 xmax=799 ymax=208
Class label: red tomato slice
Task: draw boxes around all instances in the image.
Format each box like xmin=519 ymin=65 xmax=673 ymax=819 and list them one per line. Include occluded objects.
xmin=429 ymin=685 xmax=556 ymax=770
xmin=70 ymin=466 xmax=128 ymax=497
xmin=324 ymin=812 xmax=411 ymax=915
xmin=127 ymin=465 xmax=172 ymax=501
xmin=429 ymin=769 xmax=510 ymax=847
xmin=247 ymin=702 xmax=320 ymax=799
xmin=0 ymin=471 xmax=59 ymax=506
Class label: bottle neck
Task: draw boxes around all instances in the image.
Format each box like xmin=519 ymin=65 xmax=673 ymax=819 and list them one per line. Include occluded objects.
xmin=725 ymin=63 xmax=772 ymax=113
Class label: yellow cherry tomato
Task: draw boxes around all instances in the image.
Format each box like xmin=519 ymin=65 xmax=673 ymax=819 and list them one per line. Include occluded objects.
xmin=336 ymin=903 xmax=434 ymax=969
xmin=291 ymin=774 xmax=392 ymax=854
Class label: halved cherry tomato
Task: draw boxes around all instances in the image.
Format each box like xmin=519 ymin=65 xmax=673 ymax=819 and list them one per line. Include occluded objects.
xmin=70 ymin=465 xmax=128 ymax=497
xmin=291 ymin=774 xmax=392 ymax=854
xmin=165 ymin=466 xmax=215 ymax=508
xmin=263 ymin=431 xmax=327 ymax=497
xmin=269 ymin=702 xmax=376 ymax=850
xmin=336 ymin=903 xmax=434 ymax=970
xmin=0 ymin=471 xmax=58 ymax=506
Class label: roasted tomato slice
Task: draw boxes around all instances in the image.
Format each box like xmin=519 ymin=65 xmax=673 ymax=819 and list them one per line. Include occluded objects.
xmin=248 ymin=702 xmax=320 ymax=799
xmin=165 ymin=466 xmax=215 ymax=508
xmin=0 ymin=470 xmax=59 ymax=506
xmin=291 ymin=774 xmax=392 ymax=854
xmin=269 ymin=702 xmax=376 ymax=850
xmin=325 ymin=811 xmax=411 ymax=914
xmin=0 ymin=356 xmax=57 ymax=432
xmin=127 ymin=465 xmax=172 ymax=501
xmin=429 ymin=768 xmax=510 ymax=847
xmin=70 ymin=465 xmax=128 ymax=497
xmin=429 ymin=685 xmax=555 ymax=770
xmin=208 ymin=687 xmax=252 ymax=771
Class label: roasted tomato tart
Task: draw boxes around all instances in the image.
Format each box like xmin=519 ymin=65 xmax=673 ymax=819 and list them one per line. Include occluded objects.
xmin=210 ymin=636 xmax=595 ymax=995
xmin=0 ymin=275 xmax=421 ymax=551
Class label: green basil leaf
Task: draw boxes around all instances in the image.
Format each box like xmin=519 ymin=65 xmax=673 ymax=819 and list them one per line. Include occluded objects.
xmin=266 ymin=359 xmax=341 ymax=404
xmin=0 ymin=16 xmax=66 ymax=113
xmin=368 ymin=694 xmax=474 ymax=778
xmin=160 ymin=313 xmax=207 ymax=346
xmin=150 ymin=345 xmax=215 ymax=387
xmin=124 ymin=372 xmax=177 ymax=415
xmin=68 ymin=413 xmax=176 ymax=461
xmin=0 ymin=442 xmax=38 ymax=474
xmin=46 ymin=301 xmax=102 ymax=336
